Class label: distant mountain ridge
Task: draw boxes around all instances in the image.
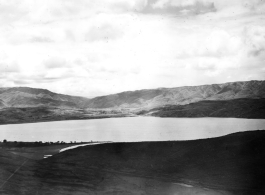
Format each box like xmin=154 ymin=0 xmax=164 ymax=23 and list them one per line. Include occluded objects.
xmin=85 ymin=80 xmax=265 ymax=109
xmin=0 ymin=80 xmax=265 ymax=109
xmin=0 ymin=87 xmax=90 ymax=109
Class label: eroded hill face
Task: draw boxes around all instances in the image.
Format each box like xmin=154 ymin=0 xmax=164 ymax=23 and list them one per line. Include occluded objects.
xmin=84 ymin=80 xmax=265 ymax=109
xmin=141 ymin=98 xmax=265 ymax=119
xmin=0 ymin=87 xmax=90 ymax=109
xmin=0 ymin=80 xmax=265 ymax=110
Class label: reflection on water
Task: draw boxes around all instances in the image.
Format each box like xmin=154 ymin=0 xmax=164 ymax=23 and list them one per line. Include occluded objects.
xmin=1 ymin=117 xmax=265 ymax=142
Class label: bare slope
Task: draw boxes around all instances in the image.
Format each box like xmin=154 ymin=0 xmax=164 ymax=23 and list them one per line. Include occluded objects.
xmin=85 ymin=80 xmax=265 ymax=109
xmin=1 ymin=80 xmax=265 ymax=124
xmin=0 ymin=87 xmax=90 ymax=109
xmin=1 ymin=80 xmax=265 ymax=110
xmin=140 ymin=98 xmax=265 ymax=119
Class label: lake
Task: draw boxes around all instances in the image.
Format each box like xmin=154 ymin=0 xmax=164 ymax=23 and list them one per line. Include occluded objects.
xmin=1 ymin=117 xmax=265 ymax=142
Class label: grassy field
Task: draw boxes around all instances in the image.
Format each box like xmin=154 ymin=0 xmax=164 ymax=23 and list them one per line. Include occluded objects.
xmin=0 ymin=142 xmax=85 ymax=160
xmin=1 ymin=131 xmax=265 ymax=194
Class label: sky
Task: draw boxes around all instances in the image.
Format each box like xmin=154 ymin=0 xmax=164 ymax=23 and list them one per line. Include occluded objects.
xmin=0 ymin=0 xmax=264 ymax=97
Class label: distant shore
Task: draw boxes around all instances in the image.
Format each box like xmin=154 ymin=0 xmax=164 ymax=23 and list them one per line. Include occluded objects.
xmin=0 ymin=111 xmax=133 ymax=126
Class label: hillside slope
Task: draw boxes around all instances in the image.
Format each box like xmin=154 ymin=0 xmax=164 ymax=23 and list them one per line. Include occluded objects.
xmin=1 ymin=80 xmax=265 ymax=115
xmin=0 ymin=87 xmax=90 ymax=109
xmin=140 ymin=98 xmax=265 ymax=119
xmin=84 ymin=80 xmax=265 ymax=109
xmin=0 ymin=106 xmax=129 ymax=125
xmin=1 ymin=80 xmax=265 ymax=110
xmin=34 ymin=130 xmax=265 ymax=194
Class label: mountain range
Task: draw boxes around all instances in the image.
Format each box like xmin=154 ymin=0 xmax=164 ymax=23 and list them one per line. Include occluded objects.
xmin=85 ymin=80 xmax=265 ymax=109
xmin=0 ymin=80 xmax=265 ymax=109
xmin=0 ymin=87 xmax=90 ymax=109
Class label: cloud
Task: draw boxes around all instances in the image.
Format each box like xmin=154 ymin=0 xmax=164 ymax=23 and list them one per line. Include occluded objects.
xmin=110 ymin=0 xmax=148 ymax=12
xmin=65 ymin=30 xmax=76 ymax=41
xmin=0 ymin=1 xmax=28 ymax=24
xmin=0 ymin=0 xmax=149 ymax=26
xmin=0 ymin=60 xmax=20 ymax=73
xmin=44 ymin=57 xmax=67 ymax=69
xmin=138 ymin=0 xmax=265 ymax=17
xmin=85 ymin=23 xmax=123 ymax=42
xmin=147 ymin=0 xmax=216 ymax=15
xmin=0 ymin=0 xmax=264 ymax=97
xmin=10 ymin=66 xmax=87 ymax=86
xmin=194 ymin=62 xmax=217 ymax=71
xmin=30 ymin=36 xmax=54 ymax=43
xmin=12 ymin=75 xmax=60 ymax=86
xmin=243 ymin=25 xmax=265 ymax=57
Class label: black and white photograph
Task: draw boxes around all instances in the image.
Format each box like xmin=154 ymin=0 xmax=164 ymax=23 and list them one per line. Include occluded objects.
xmin=0 ymin=0 xmax=265 ymax=194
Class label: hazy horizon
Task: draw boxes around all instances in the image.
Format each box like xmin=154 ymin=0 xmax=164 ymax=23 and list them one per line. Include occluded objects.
xmin=0 ymin=0 xmax=264 ymax=97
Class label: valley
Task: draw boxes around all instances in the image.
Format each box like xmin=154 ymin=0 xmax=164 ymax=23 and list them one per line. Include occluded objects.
xmin=1 ymin=1 xmax=264 ymax=194
xmin=1 ymin=80 xmax=265 ymax=194
xmin=0 ymin=80 xmax=265 ymax=125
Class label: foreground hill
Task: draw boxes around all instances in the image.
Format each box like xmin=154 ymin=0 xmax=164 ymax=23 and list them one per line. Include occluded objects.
xmin=140 ymin=98 xmax=265 ymax=119
xmin=1 ymin=130 xmax=265 ymax=194
xmin=34 ymin=130 xmax=265 ymax=194
xmin=0 ymin=87 xmax=90 ymax=109
xmin=84 ymin=80 xmax=265 ymax=109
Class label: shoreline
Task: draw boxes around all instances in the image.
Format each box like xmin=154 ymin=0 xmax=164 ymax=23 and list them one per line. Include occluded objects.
xmin=1 ymin=114 xmax=265 ymax=126
xmin=0 ymin=114 xmax=133 ymax=126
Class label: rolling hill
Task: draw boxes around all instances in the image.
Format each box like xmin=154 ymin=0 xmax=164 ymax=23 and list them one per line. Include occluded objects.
xmin=33 ymin=130 xmax=265 ymax=194
xmin=0 ymin=80 xmax=265 ymax=123
xmin=1 ymin=80 xmax=265 ymax=110
xmin=2 ymin=131 xmax=264 ymax=194
xmin=139 ymin=98 xmax=265 ymax=119
xmin=84 ymin=80 xmax=265 ymax=109
xmin=0 ymin=87 xmax=90 ymax=109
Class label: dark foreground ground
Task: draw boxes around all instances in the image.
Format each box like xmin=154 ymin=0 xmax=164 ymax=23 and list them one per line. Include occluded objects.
xmin=1 ymin=130 xmax=265 ymax=194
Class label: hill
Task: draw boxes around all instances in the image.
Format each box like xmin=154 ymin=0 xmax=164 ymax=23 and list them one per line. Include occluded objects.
xmin=0 ymin=106 xmax=129 ymax=125
xmin=0 ymin=87 xmax=90 ymax=109
xmin=84 ymin=80 xmax=265 ymax=109
xmin=139 ymin=98 xmax=265 ymax=119
xmin=1 ymin=80 xmax=265 ymax=110
xmin=1 ymin=130 xmax=265 ymax=194
xmin=33 ymin=130 xmax=265 ymax=194
xmin=1 ymin=80 xmax=265 ymax=124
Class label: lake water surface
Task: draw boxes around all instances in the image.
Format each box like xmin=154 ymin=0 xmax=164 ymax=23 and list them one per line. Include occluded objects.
xmin=1 ymin=117 xmax=265 ymax=142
